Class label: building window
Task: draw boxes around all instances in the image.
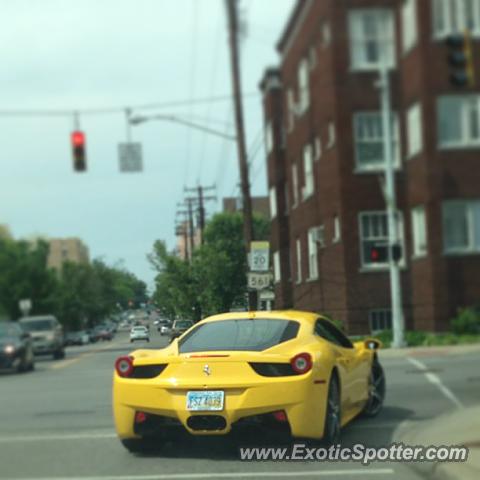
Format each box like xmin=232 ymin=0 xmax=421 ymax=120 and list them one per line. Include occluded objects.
xmin=327 ymin=121 xmax=336 ymax=149
xmin=369 ymin=309 xmax=392 ymax=332
xmin=333 ymin=216 xmax=341 ymax=243
xmin=292 ymin=163 xmax=299 ymax=207
xmin=314 ymin=136 xmax=322 ymax=161
xmin=307 ymin=227 xmax=321 ymax=280
xmin=269 ymin=187 xmax=277 ymax=219
xmin=407 ymin=102 xmax=423 ymax=158
xmin=287 ymin=88 xmax=295 ymax=132
xmin=265 ymin=121 xmax=273 ymax=154
xmin=443 ymin=200 xmax=480 ymax=253
xmin=302 ymin=144 xmax=314 ymax=200
xmin=297 ymin=59 xmax=310 ymax=115
xmin=438 ymin=96 xmax=480 ymax=148
xmin=273 ymin=251 xmax=281 ymax=283
xmin=296 ymin=238 xmax=302 ymax=283
xmin=402 ymin=0 xmax=418 ymax=53
xmin=349 ymin=9 xmax=396 ymax=70
xmin=359 ymin=211 xmax=405 ymax=268
xmin=308 ymin=46 xmax=317 ymax=70
xmin=411 ymin=206 xmax=428 ymax=257
xmin=354 ymin=112 xmax=400 ymax=171
xmin=433 ymin=0 xmax=480 ymax=38
xmin=321 ymin=20 xmax=332 ymax=48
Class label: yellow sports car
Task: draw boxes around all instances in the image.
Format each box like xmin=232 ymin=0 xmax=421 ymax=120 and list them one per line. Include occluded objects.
xmin=113 ymin=310 xmax=385 ymax=453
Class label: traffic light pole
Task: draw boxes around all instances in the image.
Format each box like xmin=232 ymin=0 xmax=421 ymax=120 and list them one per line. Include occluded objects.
xmin=379 ymin=59 xmax=405 ymax=349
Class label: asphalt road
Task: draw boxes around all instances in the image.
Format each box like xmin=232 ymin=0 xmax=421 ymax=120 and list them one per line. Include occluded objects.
xmin=0 ymin=329 xmax=479 ymax=480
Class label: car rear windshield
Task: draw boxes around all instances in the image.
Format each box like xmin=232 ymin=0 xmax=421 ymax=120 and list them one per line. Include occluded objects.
xmin=178 ymin=318 xmax=300 ymax=353
xmin=20 ymin=319 xmax=54 ymax=332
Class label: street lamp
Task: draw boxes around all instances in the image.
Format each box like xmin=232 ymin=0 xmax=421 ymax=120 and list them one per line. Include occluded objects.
xmin=129 ymin=113 xmax=237 ymax=141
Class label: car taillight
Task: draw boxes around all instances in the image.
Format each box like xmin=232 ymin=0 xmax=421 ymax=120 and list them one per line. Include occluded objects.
xmin=115 ymin=356 xmax=134 ymax=377
xmin=290 ymin=353 xmax=313 ymax=374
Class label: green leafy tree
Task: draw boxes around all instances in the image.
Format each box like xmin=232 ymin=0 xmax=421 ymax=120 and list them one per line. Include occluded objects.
xmin=150 ymin=211 xmax=270 ymax=320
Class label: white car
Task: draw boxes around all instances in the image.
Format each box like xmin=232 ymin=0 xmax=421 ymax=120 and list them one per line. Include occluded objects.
xmin=129 ymin=326 xmax=149 ymax=343
xmin=160 ymin=325 xmax=171 ymax=336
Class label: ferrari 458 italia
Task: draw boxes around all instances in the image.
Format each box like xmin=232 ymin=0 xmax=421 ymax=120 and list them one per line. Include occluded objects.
xmin=113 ymin=311 xmax=385 ymax=453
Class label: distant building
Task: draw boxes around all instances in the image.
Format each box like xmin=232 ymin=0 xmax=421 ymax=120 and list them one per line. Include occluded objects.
xmin=223 ymin=196 xmax=270 ymax=218
xmin=47 ymin=238 xmax=90 ymax=271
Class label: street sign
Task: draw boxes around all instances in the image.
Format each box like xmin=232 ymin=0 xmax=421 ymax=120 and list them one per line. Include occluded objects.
xmin=19 ymin=299 xmax=32 ymax=316
xmin=250 ymin=241 xmax=270 ymax=272
xmin=247 ymin=272 xmax=272 ymax=291
xmin=259 ymin=290 xmax=275 ymax=301
xmin=119 ymin=142 xmax=143 ymax=172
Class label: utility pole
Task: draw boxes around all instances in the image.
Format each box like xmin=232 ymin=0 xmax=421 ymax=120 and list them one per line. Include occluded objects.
xmin=184 ymin=185 xmax=216 ymax=245
xmin=378 ymin=13 xmax=405 ymax=348
xmin=225 ymin=0 xmax=257 ymax=310
xmin=175 ymin=211 xmax=190 ymax=261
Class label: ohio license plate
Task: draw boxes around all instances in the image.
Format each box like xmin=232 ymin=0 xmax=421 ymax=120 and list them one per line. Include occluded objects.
xmin=186 ymin=391 xmax=224 ymax=411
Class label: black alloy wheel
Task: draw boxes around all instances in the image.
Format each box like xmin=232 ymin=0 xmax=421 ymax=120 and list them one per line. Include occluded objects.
xmin=363 ymin=360 xmax=386 ymax=417
xmin=323 ymin=375 xmax=341 ymax=445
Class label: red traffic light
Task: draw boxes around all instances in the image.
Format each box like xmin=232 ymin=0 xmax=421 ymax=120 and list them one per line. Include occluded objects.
xmin=71 ymin=130 xmax=87 ymax=172
xmin=71 ymin=131 xmax=85 ymax=147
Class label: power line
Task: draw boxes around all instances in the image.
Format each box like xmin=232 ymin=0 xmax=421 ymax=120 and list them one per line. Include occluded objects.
xmin=184 ymin=0 xmax=200 ymax=187
xmin=0 ymin=93 xmax=259 ymax=118
xmin=197 ymin=11 xmax=224 ymax=184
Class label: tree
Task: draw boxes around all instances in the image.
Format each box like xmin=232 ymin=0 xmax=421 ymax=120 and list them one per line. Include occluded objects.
xmin=149 ymin=211 xmax=270 ymax=320
xmin=0 ymin=238 xmax=58 ymax=319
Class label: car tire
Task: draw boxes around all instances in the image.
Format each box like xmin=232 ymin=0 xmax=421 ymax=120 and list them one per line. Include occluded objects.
xmin=323 ymin=374 xmax=341 ymax=446
xmin=120 ymin=438 xmax=157 ymax=454
xmin=362 ymin=359 xmax=386 ymax=418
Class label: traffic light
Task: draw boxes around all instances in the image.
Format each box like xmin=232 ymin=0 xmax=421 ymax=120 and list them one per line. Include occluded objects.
xmin=71 ymin=130 xmax=87 ymax=172
xmin=369 ymin=244 xmax=388 ymax=263
xmin=446 ymin=31 xmax=475 ymax=87
xmin=368 ymin=244 xmax=402 ymax=264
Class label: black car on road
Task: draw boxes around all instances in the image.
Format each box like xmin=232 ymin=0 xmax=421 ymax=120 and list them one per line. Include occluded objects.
xmin=0 ymin=322 xmax=35 ymax=373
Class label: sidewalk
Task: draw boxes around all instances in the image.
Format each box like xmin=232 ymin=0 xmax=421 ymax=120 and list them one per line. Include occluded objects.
xmin=395 ymin=406 xmax=480 ymax=480
xmin=378 ymin=342 xmax=480 ymax=359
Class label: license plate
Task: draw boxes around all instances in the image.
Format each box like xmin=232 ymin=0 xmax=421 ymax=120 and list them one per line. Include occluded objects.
xmin=186 ymin=391 xmax=224 ymax=411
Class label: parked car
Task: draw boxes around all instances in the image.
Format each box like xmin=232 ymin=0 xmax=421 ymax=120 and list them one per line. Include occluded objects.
xmin=168 ymin=319 xmax=194 ymax=343
xmin=130 ymin=325 xmax=149 ymax=343
xmin=64 ymin=331 xmax=90 ymax=346
xmin=93 ymin=325 xmax=113 ymax=341
xmin=19 ymin=315 xmax=65 ymax=360
xmin=0 ymin=322 xmax=35 ymax=372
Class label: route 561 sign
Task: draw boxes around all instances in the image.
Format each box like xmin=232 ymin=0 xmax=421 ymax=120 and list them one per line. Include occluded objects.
xmin=247 ymin=272 xmax=272 ymax=291
xmin=250 ymin=241 xmax=270 ymax=272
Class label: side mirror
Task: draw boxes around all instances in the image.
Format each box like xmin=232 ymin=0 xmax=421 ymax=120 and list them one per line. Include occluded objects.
xmin=364 ymin=338 xmax=382 ymax=350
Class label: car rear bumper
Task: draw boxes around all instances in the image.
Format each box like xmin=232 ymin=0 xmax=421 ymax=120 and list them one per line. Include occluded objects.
xmin=113 ymin=374 xmax=327 ymax=440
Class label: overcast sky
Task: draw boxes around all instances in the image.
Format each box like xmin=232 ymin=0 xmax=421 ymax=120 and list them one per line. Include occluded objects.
xmin=0 ymin=0 xmax=294 ymax=289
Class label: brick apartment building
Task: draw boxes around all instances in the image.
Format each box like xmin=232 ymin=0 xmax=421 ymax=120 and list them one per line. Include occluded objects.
xmin=261 ymin=0 xmax=480 ymax=334
xmin=47 ymin=238 xmax=90 ymax=272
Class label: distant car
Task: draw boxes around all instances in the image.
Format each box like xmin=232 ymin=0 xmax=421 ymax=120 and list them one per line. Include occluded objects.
xmin=169 ymin=320 xmax=194 ymax=343
xmin=159 ymin=322 xmax=171 ymax=336
xmin=130 ymin=326 xmax=149 ymax=343
xmin=93 ymin=326 xmax=113 ymax=341
xmin=65 ymin=331 xmax=90 ymax=346
xmin=19 ymin=315 xmax=65 ymax=360
xmin=0 ymin=322 xmax=35 ymax=372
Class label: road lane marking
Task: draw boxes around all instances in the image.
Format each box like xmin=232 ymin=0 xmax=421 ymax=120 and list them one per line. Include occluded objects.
xmin=0 ymin=432 xmax=117 ymax=443
xmin=407 ymin=357 xmax=464 ymax=409
xmin=48 ymin=339 xmax=126 ymax=371
xmin=1 ymin=469 xmax=395 ymax=480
